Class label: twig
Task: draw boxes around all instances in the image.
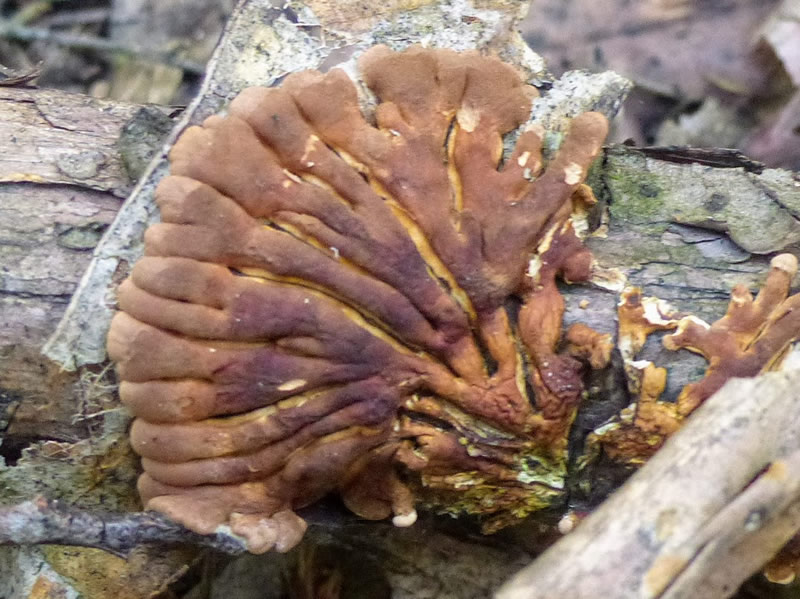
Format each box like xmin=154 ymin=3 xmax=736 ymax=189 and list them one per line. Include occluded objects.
xmin=0 ymin=63 xmax=41 ymax=86
xmin=0 ymin=496 xmax=248 ymax=555
xmin=0 ymin=20 xmax=206 ymax=75
xmin=10 ymin=0 xmax=52 ymax=26
xmin=38 ymin=8 xmax=111 ymax=28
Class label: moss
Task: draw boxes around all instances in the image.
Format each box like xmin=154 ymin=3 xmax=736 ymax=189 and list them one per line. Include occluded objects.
xmin=423 ymin=477 xmax=562 ymax=521
xmin=604 ymin=153 xmax=671 ymax=226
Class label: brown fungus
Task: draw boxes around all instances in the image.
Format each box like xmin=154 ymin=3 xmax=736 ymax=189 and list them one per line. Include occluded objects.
xmin=107 ymin=46 xmax=610 ymax=553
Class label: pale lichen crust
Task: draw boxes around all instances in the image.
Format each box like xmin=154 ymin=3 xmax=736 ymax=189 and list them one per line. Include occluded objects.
xmin=107 ymin=45 xmax=610 ymax=553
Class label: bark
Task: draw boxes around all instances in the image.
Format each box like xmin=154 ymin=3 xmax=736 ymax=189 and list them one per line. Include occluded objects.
xmin=0 ymin=498 xmax=531 ymax=599
xmin=0 ymin=87 xmax=137 ymax=443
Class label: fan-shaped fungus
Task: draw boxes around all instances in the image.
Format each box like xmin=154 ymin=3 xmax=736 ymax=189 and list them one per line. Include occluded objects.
xmin=107 ymin=45 xmax=611 ymax=553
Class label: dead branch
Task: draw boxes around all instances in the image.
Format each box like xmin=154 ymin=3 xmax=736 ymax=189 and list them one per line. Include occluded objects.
xmin=0 ymin=496 xmax=249 ymax=555
xmin=0 ymin=20 xmax=206 ymax=74
xmin=497 ymin=369 xmax=800 ymax=599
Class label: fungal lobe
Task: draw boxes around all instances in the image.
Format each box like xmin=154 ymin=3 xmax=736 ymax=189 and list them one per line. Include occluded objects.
xmin=593 ymin=253 xmax=800 ymax=465
xmin=107 ymin=45 xmax=610 ymax=553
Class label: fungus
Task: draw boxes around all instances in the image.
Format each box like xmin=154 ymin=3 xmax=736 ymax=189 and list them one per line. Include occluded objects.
xmin=107 ymin=45 xmax=610 ymax=553
xmin=592 ymin=254 xmax=800 ymax=465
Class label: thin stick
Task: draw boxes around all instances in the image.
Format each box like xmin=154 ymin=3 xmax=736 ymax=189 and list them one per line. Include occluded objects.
xmin=0 ymin=496 xmax=248 ymax=555
xmin=38 ymin=8 xmax=111 ymax=28
xmin=0 ymin=21 xmax=206 ymax=75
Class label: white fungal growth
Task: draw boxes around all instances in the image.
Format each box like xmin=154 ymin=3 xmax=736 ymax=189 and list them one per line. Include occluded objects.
xmin=640 ymin=296 xmax=682 ymax=327
xmin=630 ymin=359 xmax=653 ymax=370
xmin=563 ymin=161 xmax=584 ymax=185
xmin=282 ymin=169 xmax=303 ymax=183
xmin=456 ymin=106 xmax=480 ymax=132
xmin=392 ymin=510 xmax=418 ymax=527
xmin=526 ymin=255 xmax=543 ymax=280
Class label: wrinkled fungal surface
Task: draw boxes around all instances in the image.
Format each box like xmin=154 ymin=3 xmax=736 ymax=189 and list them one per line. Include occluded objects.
xmin=107 ymin=45 xmax=611 ymax=553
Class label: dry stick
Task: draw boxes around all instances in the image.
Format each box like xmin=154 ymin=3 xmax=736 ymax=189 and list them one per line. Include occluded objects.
xmin=0 ymin=496 xmax=249 ymax=555
xmin=0 ymin=20 xmax=206 ymax=75
xmin=0 ymin=64 xmax=41 ymax=86
xmin=497 ymin=370 xmax=800 ymax=599
xmin=37 ymin=8 xmax=111 ymax=28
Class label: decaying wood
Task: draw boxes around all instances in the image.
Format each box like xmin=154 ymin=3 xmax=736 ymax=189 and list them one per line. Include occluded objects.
xmin=0 ymin=88 xmax=142 ymax=444
xmin=497 ymin=370 xmax=800 ymax=599
xmin=0 ymin=87 xmax=177 ymax=444
xmin=0 ymin=86 xmax=140 ymax=196
xmin=2 ymin=0 xmax=800 ymax=597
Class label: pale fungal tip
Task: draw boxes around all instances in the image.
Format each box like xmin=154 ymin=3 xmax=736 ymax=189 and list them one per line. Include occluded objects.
xmin=392 ymin=510 xmax=418 ymax=527
xmin=770 ymin=572 xmax=797 ymax=585
xmin=771 ymin=253 xmax=798 ymax=274
xmin=563 ymin=162 xmax=584 ymax=185
xmin=277 ymin=379 xmax=307 ymax=392
xmin=524 ymin=122 xmax=545 ymax=137
xmin=557 ymin=513 xmax=577 ymax=534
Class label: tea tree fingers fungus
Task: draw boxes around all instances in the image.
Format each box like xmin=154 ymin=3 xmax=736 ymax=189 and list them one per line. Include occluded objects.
xmin=107 ymin=46 xmax=610 ymax=553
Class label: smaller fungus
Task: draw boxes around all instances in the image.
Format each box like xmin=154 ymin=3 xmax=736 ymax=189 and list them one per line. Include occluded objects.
xmin=564 ymin=323 xmax=613 ymax=370
xmin=591 ymin=254 xmax=800 ymax=465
